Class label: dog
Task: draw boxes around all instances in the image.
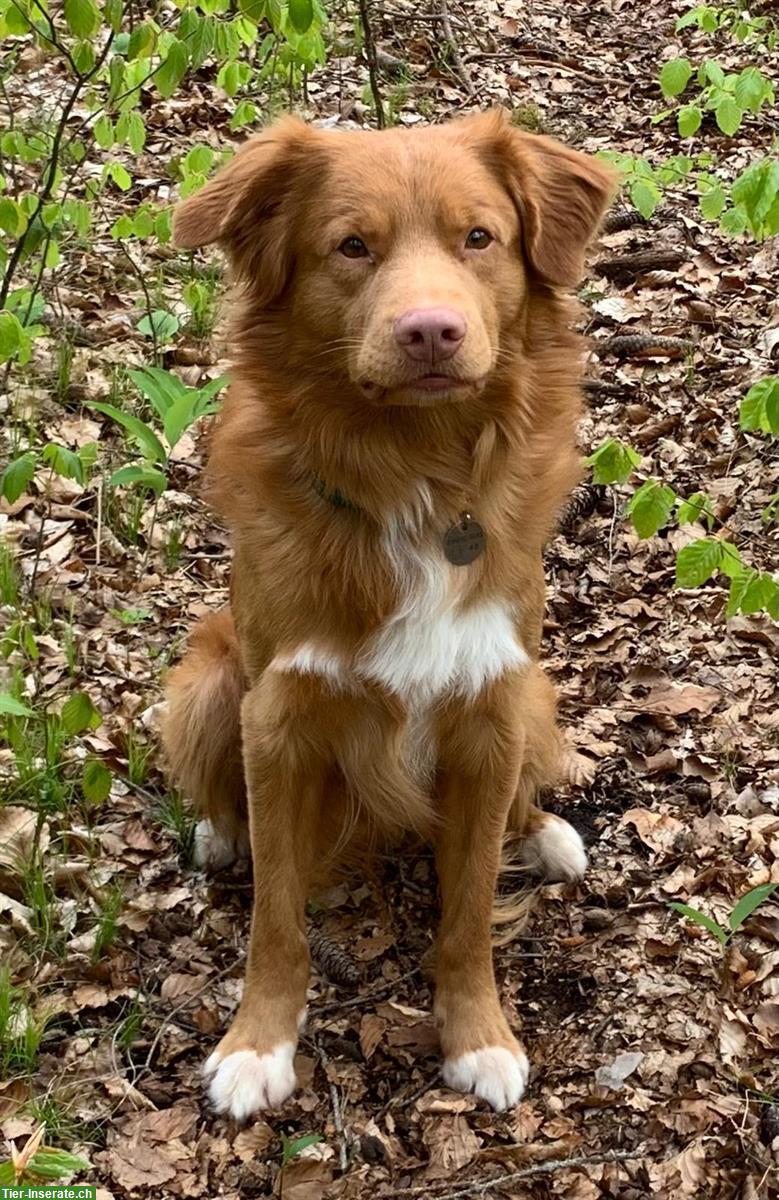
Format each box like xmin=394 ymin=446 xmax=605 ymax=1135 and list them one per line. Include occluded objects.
xmin=161 ymin=109 xmax=614 ymax=1120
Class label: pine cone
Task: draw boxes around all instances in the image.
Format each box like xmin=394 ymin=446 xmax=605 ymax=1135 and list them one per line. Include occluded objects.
xmin=560 ymin=484 xmax=606 ymax=532
xmin=309 ymin=926 xmax=362 ymax=988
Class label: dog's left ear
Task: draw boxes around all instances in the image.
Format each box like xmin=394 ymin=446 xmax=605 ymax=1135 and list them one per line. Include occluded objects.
xmin=485 ymin=113 xmax=617 ymax=288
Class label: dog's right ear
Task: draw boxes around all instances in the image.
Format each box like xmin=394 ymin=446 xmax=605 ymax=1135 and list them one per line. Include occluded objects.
xmin=173 ymin=117 xmax=316 ymax=302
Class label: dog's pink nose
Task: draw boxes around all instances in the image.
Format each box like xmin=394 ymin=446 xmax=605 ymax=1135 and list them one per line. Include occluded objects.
xmin=394 ymin=307 xmax=467 ymax=363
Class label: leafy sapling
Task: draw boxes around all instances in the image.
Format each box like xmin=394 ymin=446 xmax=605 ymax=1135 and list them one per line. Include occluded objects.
xmin=670 ymin=883 xmax=779 ymax=947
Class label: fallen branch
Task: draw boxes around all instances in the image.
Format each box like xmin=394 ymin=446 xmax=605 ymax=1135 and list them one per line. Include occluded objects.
xmin=314 ymin=1033 xmax=349 ymax=1172
xmin=383 ymin=1147 xmax=645 ymax=1198
xmin=435 ymin=0 xmax=475 ymax=97
xmin=356 ymin=0 xmax=386 ymax=128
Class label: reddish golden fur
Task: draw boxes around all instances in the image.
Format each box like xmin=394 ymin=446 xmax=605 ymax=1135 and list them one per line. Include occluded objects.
xmin=162 ymin=110 xmax=614 ymax=1115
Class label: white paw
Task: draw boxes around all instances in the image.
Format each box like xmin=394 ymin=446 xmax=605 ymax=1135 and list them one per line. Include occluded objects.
xmin=193 ymin=819 xmax=249 ymax=871
xmin=443 ymin=1045 xmax=529 ymax=1111
xmin=203 ymin=1044 xmax=296 ymax=1120
xmin=520 ymin=813 xmax=587 ymax=882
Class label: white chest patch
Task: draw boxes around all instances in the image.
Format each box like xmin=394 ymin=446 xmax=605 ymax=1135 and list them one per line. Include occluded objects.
xmin=269 ymin=515 xmax=528 ymax=705
xmin=360 ymin=526 xmax=528 ymax=703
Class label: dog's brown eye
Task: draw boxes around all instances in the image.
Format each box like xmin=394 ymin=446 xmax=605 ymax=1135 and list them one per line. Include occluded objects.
xmin=339 ymin=236 xmax=369 ymax=259
xmin=465 ymin=228 xmax=493 ymax=250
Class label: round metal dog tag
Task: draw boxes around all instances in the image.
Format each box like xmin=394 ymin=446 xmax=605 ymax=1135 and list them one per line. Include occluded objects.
xmin=443 ymin=514 xmax=486 ymax=566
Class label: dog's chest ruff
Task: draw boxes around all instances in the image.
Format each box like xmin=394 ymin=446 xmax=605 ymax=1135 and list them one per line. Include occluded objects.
xmin=271 ymin=523 xmax=528 ymax=704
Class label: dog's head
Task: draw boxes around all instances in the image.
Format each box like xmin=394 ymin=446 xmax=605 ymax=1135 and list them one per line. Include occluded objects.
xmin=174 ymin=111 xmax=615 ymax=407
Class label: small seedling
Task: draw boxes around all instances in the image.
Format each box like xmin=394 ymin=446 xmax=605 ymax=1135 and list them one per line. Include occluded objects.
xmin=670 ymin=882 xmax=778 ymax=946
xmin=280 ymin=1132 xmax=324 ymax=1166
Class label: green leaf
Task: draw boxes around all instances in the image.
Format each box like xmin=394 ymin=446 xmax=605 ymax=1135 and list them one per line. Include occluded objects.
xmin=82 ymin=758 xmax=112 ymax=804
xmin=699 ymin=184 xmax=726 ymax=220
xmin=659 ymin=58 xmax=692 ymax=98
xmin=88 ymin=402 xmax=168 ymax=464
xmin=111 ymin=215 xmax=134 ymax=239
xmin=128 ymin=365 xmax=188 ymax=418
xmin=699 ymin=59 xmax=725 ymax=88
xmin=627 ymin=480 xmax=676 ymax=538
xmin=729 ymin=883 xmax=779 ymax=932
xmin=93 ymin=115 xmax=115 ymax=150
xmin=137 ymin=310 xmax=180 ymax=342
xmin=229 ymin=99 xmax=257 ymax=131
xmin=42 ymin=442 xmax=84 ymax=484
xmin=28 ymin=1148 xmax=92 ymax=1181
xmin=715 ymin=96 xmax=742 ymax=136
xmin=184 ymin=145 xmax=214 ymax=175
xmin=675 ymin=538 xmax=723 ymax=588
xmin=64 ymin=0 xmax=100 ymax=37
xmin=737 ymin=571 xmax=779 ymax=616
xmin=0 ymin=310 xmax=31 ymax=364
xmin=110 ymin=606 xmax=152 ymax=624
xmin=288 ymin=0 xmax=313 ymax=32
xmin=109 ymin=464 xmax=168 ymax=494
xmin=668 ymin=902 xmax=728 ymax=945
xmin=1 ymin=451 xmax=36 ymax=503
xmin=740 ymin=377 xmax=779 ymax=434
xmin=677 ymin=104 xmax=702 ymax=138
xmin=156 ymin=38 xmax=189 ymax=99
xmin=734 ymin=66 xmax=772 ymax=114
xmin=629 ymin=178 xmax=662 ymax=220
xmin=677 ymin=491 xmax=714 ymax=529
xmin=0 ymin=197 xmax=27 ymax=236
xmin=280 ymin=1132 xmax=324 ymax=1166
xmin=720 ymin=206 xmax=748 ymax=237
xmin=586 ymin=439 xmax=641 ymax=486
xmin=0 ymin=692 xmax=34 ymax=717
xmin=104 ymin=0 xmax=124 ymax=32
xmin=106 ymin=161 xmax=132 ymax=191
xmin=62 ymin=691 xmax=102 ymax=735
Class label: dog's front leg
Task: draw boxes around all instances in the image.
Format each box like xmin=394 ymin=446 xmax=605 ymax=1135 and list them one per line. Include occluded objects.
xmin=434 ymin=682 xmax=529 ymax=1111
xmin=203 ymin=673 xmax=326 ymax=1121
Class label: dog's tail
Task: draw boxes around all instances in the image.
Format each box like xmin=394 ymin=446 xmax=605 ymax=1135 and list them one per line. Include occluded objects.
xmin=160 ymin=608 xmax=248 ymax=868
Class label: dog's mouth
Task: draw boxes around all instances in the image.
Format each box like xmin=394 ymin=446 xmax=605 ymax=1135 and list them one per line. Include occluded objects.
xmin=360 ymin=375 xmax=483 ymax=403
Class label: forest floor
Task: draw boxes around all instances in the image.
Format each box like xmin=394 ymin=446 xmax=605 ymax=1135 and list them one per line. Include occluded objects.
xmin=1 ymin=0 xmax=779 ymax=1197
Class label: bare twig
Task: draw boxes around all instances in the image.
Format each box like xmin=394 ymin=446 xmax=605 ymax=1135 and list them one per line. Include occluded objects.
xmin=356 ymin=0 xmax=386 ymax=128
xmin=435 ymin=0 xmax=475 ymax=97
xmin=313 ymin=1033 xmax=349 ymax=1172
xmin=382 ymin=1148 xmax=645 ymax=1198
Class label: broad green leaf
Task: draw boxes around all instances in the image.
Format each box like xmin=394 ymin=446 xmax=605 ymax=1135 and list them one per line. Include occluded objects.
xmin=104 ymin=0 xmax=124 ymax=32
xmin=42 ymin=442 xmax=84 ymax=484
xmin=288 ymin=0 xmax=313 ymax=32
xmin=715 ymin=96 xmax=742 ymax=136
xmin=738 ymin=571 xmax=779 ymax=616
xmin=28 ymin=1148 xmax=92 ymax=1181
xmin=629 ymin=178 xmax=662 ymax=219
xmin=109 ymin=464 xmax=168 ymax=494
xmin=0 ymin=310 xmax=30 ymax=364
xmin=720 ymin=206 xmax=748 ymax=237
xmin=137 ymin=310 xmax=179 ymax=342
xmin=740 ymin=377 xmax=779 ymax=434
xmin=62 ymin=691 xmax=102 ymax=735
xmin=668 ymin=902 xmax=728 ymax=945
xmin=677 ymin=104 xmax=702 ymax=138
xmin=128 ymin=366 xmax=188 ymax=418
xmin=132 ymin=209 xmax=154 ymax=238
xmin=586 ymin=439 xmax=641 ymax=486
xmin=156 ymin=38 xmax=189 ymax=99
xmin=675 ymin=537 xmax=722 ymax=588
xmin=659 ymin=58 xmax=692 ymax=98
xmin=0 ymin=692 xmax=34 ymax=717
xmin=0 ymin=197 xmax=27 ymax=236
xmin=1 ymin=451 xmax=36 ymax=503
xmin=184 ymin=145 xmax=214 ymax=175
xmin=734 ymin=66 xmax=773 ymax=114
xmin=699 ymin=184 xmax=726 ymax=220
xmin=82 ymin=758 xmax=112 ymax=804
xmin=677 ymin=491 xmax=714 ymax=529
xmin=627 ymin=480 xmax=676 ymax=538
xmin=699 ymin=58 xmax=725 ymax=88
xmin=111 ymin=215 xmax=134 ymax=239
xmin=230 ymin=99 xmax=257 ymax=131
xmin=718 ymin=540 xmax=741 ymax=580
xmin=88 ymin=402 xmax=167 ymax=464
xmin=105 ymin=161 xmax=132 ymax=191
xmin=64 ymin=0 xmax=100 ymax=38
xmin=729 ymin=883 xmax=779 ymax=932
xmin=127 ymin=20 xmax=156 ymax=59
xmin=280 ymin=1133 xmax=324 ymax=1166
xmin=217 ymin=60 xmax=242 ymax=96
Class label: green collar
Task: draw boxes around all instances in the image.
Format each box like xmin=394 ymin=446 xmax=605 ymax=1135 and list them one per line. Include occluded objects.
xmin=310 ymin=473 xmax=360 ymax=514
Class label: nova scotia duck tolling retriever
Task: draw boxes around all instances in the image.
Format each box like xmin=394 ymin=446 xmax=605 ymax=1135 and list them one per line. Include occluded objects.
xmin=161 ymin=109 xmax=615 ymax=1120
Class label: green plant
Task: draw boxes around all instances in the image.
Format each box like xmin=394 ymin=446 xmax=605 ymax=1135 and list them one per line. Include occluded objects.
xmin=156 ymin=790 xmax=197 ymax=863
xmin=0 ymin=1124 xmax=90 ymax=1187
xmin=657 ymin=57 xmax=774 ymax=137
xmin=676 ymin=4 xmax=776 ymax=48
xmin=92 ymin=884 xmax=124 ymax=961
xmin=89 ymin=366 xmax=227 ymax=497
xmin=0 ymin=968 xmax=50 ymax=1077
xmin=670 ymin=882 xmax=778 ymax=946
xmin=587 ymin=373 xmax=779 ymax=620
xmin=281 ymin=1132 xmax=324 ymax=1165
